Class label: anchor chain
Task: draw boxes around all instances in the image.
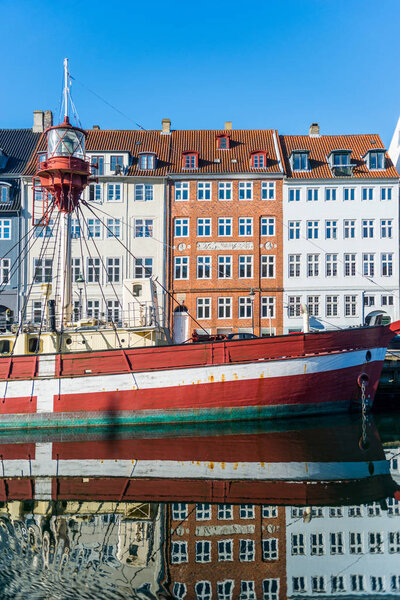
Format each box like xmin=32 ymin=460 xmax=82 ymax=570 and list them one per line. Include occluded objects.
xmin=361 ymin=380 xmax=369 ymax=449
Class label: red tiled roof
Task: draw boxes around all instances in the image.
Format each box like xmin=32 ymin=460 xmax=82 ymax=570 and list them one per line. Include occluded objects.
xmin=279 ymin=134 xmax=399 ymax=179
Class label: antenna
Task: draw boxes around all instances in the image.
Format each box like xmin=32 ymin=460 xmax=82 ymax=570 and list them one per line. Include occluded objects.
xmin=63 ymin=58 xmax=69 ymax=120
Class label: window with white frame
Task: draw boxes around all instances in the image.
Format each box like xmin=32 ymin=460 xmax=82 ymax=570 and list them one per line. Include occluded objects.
xmin=34 ymin=258 xmax=52 ymax=283
xmin=262 ymin=578 xmax=279 ymax=600
xmin=87 ymin=258 xmax=100 ymax=283
xmin=350 ymin=575 xmax=364 ymax=592
xmin=174 ymin=182 xmax=189 ymax=201
xmin=381 ymin=186 xmax=392 ymax=200
xmin=325 ymin=188 xmax=336 ymax=201
xmin=288 ymin=296 xmax=301 ymax=317
xmin=0 ymin=258 xmax=10 ymax=284
xmin=197 ymin=256 xmax=211 ymax=279
xmin=238 ymin=217 xmax=253 ymax=236
xmin=261 ymin=182 xmax=275 ymax=200
xmin=110 ymin=155 xmax=123 ymax=172
xmin=348 ymin=505 xmax=362 ymax=517
xmin=174 ymin=257 xmax=189 ymax=279
xmin=252 ymin=152 xmax=265 ymax=168
xmin=172 ymin=583 xmax=187 ymax=599
xmin=197 ymin=218 xmax=211 ymax=236
xmin=239 ymin=539 xmax=255 ymax=561
xmin=369 ymin=151 xmax=385 ymax=169
xmin=382 ymin=295 xmax=394 ymax=306
xmin=218 ymin=182 xmax=232 ymax=200
xmin=293 ymin=577 xmax=306 ymax=594
xmin=311 ymin=576 xmax=325 ymax=594
xmin=238 ymin=297 xmax=252 ymax=318
xmin=371 ymin=576 xmax=385 ymax=593
xmin=34 ymin=218 xmax=54 ymax=238
xmin=288 ymin=188 xmax=300 ymax=202
xmin=325 ymin=253 xmax=338 ymax=277
xmin=70 ymin=219 xmax=81 ymax=239
xmin=344 ymin=295 xmax=357 ymax=317
xmin=261 ymin=217 xmax=275 ymax=236
xmin=331 ymin=576 xmax=345 ymax=593
xmin=239 ymin=505 xmax=255 ymax=519
xmin=330 ymin=531 xmax=344 ymax=554
xmin=172 ymin=503 xmax=188 ymax=520
xmin=107 ymin=218 xmax=121 ymax=238
xmin=288 ymin=254 xmax=300 ymax=277
xmin=239 ymin=182 xmax=253 ymax=200
xmin=217 ymin=504 xmax=233 ymax=520
xmin=0 ymin=219 xmax=11 ymax=239
xmin=364 ymin=295 xmax=375 ymax=307
xmin=382 ymin=253 xmax=393 ymax=276
xmin=139 ymin=153 xmax=155 ymax=170
xmin=196 ymin=298 xmax=211 ymax=319
xmin=362 ymin=187 xmax=373 ymax=201
xmin=32 ymin=300 xmax=42 ymax=324
xmin=291 ymin=533 xmax=305 ymax=555
xmin=196 ymin=504 xmax=212 ymax=521
xmin=175 ymin=218 xmax=189 ymax=237
xmin=325 ymin=220 xmax=337 ymax=239
xmin=307 ymin=295 xmax=320 ymax=317
xmin=392 ymin=576 xmax=400 ymax=592
xmin=261 ymin=296 xmax=275 ymax=318
xmin=349 ymin=532 xmax=363 ymax=553
xmin=217 ymin=580 xmax=234 ymax=600
xmin=310 ymin=533 xmax=324 ymax=555
xmin=218 ymin=217 xmax=232 ymax=236
xmin=344 ymin=219 xmax=355 ymax=238
xmin=288 ymin=221 xmax=300 ymax=240
xmin=306 ymin=220 xmax=319 ymax=239
xmin=262 ymin=538 xmax=278 ymax=560
xmin=291 ymin=507 xmax=304 ymax=518
xmin=218 ymin=255 xmax=232 ymax=278
xmin=387 ymin=497 xmax=400 ymax=515
xmin=106 ymin=299 xmax=120 ymax=323
xmin=195 ymin=581 xmax=212 ymax=600
xmin=171 ymin=541 xmax=188 ymax=564
xmin=262 ymin=505 xmax=277 ymax=518
xmin=134 ymin=183 xmax=153 ymax=201
xmin=311 ymin=507 xmax=323 ymax=517
xmin=87 ymin=218 xmax=101 ymax=238
xmin=329 ymin=506 xmax=343 ymax=517
xmin=87 ymin=299 xmax=100 ymax=319
xmin=239 ymin=255 xmax=253 ymax=278
xmin=261 ymin=255 xmax=275 ymax=278
xmin=195 ymin=540 xmax=211 ymax=563
xmin=362 ymin=219 xmax=374 ymax=238
xmin=381 ymin=219 xmax=393 ymax=238
xmin=106 ymin=257 xmax=121 ymax=283
xmin=344 ymin=253 xmax=356 ymax=276
xmin=133 ymin=257 xmax=153 ymax=278
xmin=218 ymin=297 xmax=232 ymax=319
xmin=307 ymin=188 xmax=318 ymax=201
xmin=107 ymin=183 xmax=121 ymax=202
xmin=134 ymin=218 xmax=153 ymax=238
xmin=326 ymin=295 xmax=339 ymax=317
xmin=218 ymin=539 xmax=233 ymax=561
xmin=389 ymin=531 xmax=400 ymax=553
xmin=197 ymin=182 xmax=212 ymax=200
xmin=239 ymin=580 xmax=256 ymax=600
xmin=367 ymin=502 xmax=381 ymax=516
xmin=363 ymin=253 xmax=375 ymax=277
xmin=307 ymin=254 xmax=319 ymax=277
xmin=89 ymin=183 xmax=102 ymax=202
xmin=344 ymin=187 xmax=355 ymax=201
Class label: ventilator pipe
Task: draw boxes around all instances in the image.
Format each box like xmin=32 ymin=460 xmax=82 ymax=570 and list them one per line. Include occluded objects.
xmin=301 ymin=304 xmax=310 ymax=333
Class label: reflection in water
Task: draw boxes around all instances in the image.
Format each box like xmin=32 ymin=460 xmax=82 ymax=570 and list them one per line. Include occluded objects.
xmin=0 ymin=414 xmax=398 ymax=598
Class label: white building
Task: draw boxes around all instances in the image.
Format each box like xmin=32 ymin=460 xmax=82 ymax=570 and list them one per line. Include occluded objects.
xmin=281 ymin=125 xmax=400 ymax=333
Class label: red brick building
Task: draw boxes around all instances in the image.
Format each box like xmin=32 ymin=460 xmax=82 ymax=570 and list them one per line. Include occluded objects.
xmin=167 ymin=125 xmax=285 ymax=338
xmin=166 ymin=502 xmax=287 ymax=599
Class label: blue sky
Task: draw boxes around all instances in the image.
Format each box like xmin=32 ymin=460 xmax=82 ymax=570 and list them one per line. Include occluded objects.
xmin=1 ymin=0 xmax=399 ymax=145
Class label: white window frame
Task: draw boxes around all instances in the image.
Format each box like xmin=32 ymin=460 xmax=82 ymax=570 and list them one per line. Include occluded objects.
xmin=175 ymin=182 xmax=189 ymax=201
xmin=197 ymin=182 xmax=212 ymax=201
xmin=197 ymin=297 xmax=211 ymax=320
xmin=174 ymin=218 xmax=189 ymax=237
xmin=239 ymin=181 xmax=253 ymax=200
xmin=218 ymin=182 xmax=232 ymax=201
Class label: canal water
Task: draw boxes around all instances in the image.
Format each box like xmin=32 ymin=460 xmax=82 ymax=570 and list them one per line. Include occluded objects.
xmin=0 ymin=412 xmax=399 ymax=599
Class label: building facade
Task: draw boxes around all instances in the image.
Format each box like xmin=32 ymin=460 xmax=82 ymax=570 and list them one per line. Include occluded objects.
xmin=280 ymin=125 xmax=400 ymax=333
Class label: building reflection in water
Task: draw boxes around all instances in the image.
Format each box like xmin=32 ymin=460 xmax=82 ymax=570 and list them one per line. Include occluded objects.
xmin=0 ymin=414 xmax=398 ymax=598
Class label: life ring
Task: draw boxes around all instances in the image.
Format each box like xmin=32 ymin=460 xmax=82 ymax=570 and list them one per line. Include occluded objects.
xmin=357 ymin=373 xmax=369 ymax=388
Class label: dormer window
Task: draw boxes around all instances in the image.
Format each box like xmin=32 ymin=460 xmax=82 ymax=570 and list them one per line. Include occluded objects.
xmin=217 ymin=135 xmax=230 ymax=150
xmin=332 ymin=152 xmax=351 ymax=167
xmin=251 ymin=151 xmax=267 ymax=168
xmin=291 ymin=151 xmax=309 ymax=171
xmin=0 ymin=150 xmax=8 ymax=171
xmin=182 ymin=152 xmax=198 ymax=169
xmin=367 ymin=150 xmax=385 ymax=170
xmin=139 ymin=153 xmax=156 ymax=170
xmin=329 ymin=150 xmax=353 ymax=176
xmin=110 ymin=155 xmax=124 ymax=174
xmin=0 ymin=183 xmax=11 ymax=204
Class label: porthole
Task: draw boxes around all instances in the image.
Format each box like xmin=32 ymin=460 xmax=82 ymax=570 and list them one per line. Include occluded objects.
xmin=366 ymin=351 xmax=372 ymax=362
xmin=65 ymin=338 xmax=72 ymax=345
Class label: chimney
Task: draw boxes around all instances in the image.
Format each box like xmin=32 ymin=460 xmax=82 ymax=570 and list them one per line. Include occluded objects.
xmin=161 ymin=118 xmax=171 ymax=135
xmin=44 ymin=110 xmax=53 ymax=130
xmin=309 ymin=123 xmax=320 ymax=137
xmin=93 ymin=125 xmax=100 ymax=130
xmin=33 ymin=110 xmax=44 ymax=133
xmin=225 ymin=121 xmax=232 ymax=131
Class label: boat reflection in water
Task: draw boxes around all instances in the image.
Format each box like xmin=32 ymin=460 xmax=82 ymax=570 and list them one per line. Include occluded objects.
xmin=0 ymin=414 xmax=398 ymax=598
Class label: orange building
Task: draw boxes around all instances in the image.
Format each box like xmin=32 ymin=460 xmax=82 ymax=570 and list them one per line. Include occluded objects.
xmin=166 ymin=502 xmax=287 ymax=599
xmin=167 ymin=125 xmax=285 ymax=338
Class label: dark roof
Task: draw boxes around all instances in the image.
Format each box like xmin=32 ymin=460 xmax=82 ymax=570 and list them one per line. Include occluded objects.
xmin=0 ymin=129 xmax=41 ymax=176
xmin=280 ymin=134 xmax=399 ymax=179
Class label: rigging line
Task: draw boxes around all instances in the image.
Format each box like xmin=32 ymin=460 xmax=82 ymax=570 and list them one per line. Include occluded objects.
xmin=74 ymin=206 xmax=89 ymax=317
xmin=82 ymin=200 xmax=209 ymax=335
xmin=53 ymin=209 xmax=64 ymax=316
xmin=69 ymin=76 xmax=146 ymax=131
xmin=0 ymin=215 xmax=49 ymax=262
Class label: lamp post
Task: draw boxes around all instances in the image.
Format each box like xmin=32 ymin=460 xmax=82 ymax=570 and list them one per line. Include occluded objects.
xmin=249 ymin=287 xmax=256 ymax=336
xmin=76 ymin=273 xmax=84 ymax=320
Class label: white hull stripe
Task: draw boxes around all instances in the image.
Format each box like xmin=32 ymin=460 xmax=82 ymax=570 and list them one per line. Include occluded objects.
xmin=0 ymin=347 xmax=385 ymax=409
